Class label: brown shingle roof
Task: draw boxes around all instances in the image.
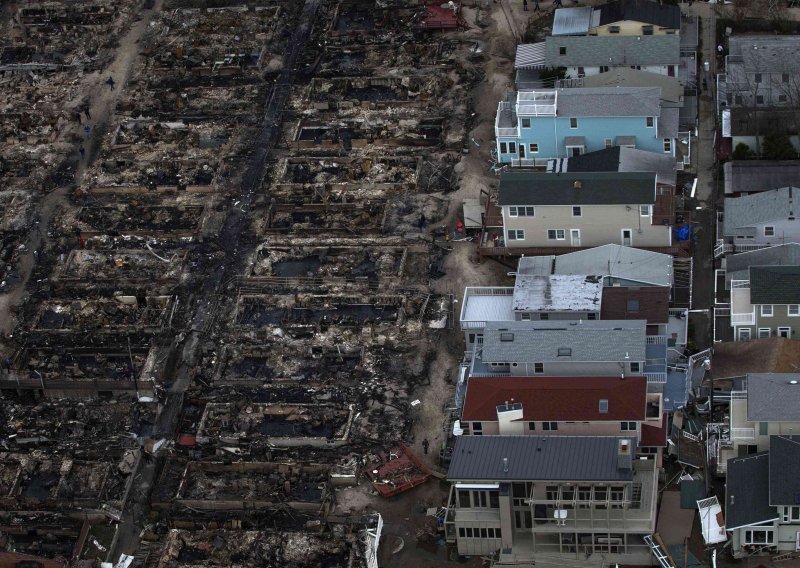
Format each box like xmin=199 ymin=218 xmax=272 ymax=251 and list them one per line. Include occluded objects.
xmin=462 ymin=376 xmax=647 ymax=422
xmin=601 ymin=286 xmax=670 ymax=324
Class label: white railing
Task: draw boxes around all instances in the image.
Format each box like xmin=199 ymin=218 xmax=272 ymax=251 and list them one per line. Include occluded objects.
xmin=731 ymin=390 xmax=747 ymax=400
xmin=730 ymin=311 xmax=755 ymax=325
xmin=731 ymin=427 xmax=755 ymax=440
xmin=495 ymin=101 xmax=519 ymax=137
xmin=646 ymin=336 xmax=668 ymax=344
xmin=509 ymin=158 xmax=539 ymax=167
xmin=714 ymin=240 xmax=732 ymax=259
xmin=464 ymin=287 xmax=513 ymax=297
xmin=731 ymin=280 xmax=750 ymax=289
xmin=517 ymin=90 xmax=557 ymax=116
xmin=645 ymin=372 xmax=668 ymax=384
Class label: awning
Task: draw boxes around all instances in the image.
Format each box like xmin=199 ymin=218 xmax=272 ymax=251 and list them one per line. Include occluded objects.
xmin=697 ymin=496 xmax=727 ymax=545
xmin=721 ymin=108 xmax=731 ymax=138
xmin=455 ymin=483 xmax=500 ymax=489
xmin=515 ymin=42 xmax=547 ymax=69
xmin=564 ymin=135 xmax=586 ymax=147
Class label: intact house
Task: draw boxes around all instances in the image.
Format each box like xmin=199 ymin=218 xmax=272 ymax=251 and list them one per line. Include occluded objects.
xmin=707 ymin=373 xmax=800 ymax=477
xmin=444 ymin=435 xmax=658 ymax=564
xmin=723 ymin=160 xmax=800 ymax=196
xmin=718 ymin=187 xmax=800 ymax=258
xmin=550 ymin=2 xmax=681 ymax=38
xmin=495 ymin=88 xmax=678 ymax=165
xmin=725 ymin=436 xmax=800 ymax=558
xmin=458 ymin=376 xmax=666 ymax=464
xmin=721 ymin=106 xmax=800 ymax=157
xmin=718 ymin=35 xmax=800 ymax=112
xmin=550 ymin=145 xmax=680 ymax=189
xmin=493 ymin=171 xmax=676 ymax=250
xmin=728 ymin=266 xmax=800 ymax=341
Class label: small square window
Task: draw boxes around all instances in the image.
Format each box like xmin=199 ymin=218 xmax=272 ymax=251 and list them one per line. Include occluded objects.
xmin=779 ymin=94 xmax=788 ymax=102
xmin=529 ymin=143 xmax=539 ymax=153
xmin=572 ymin=206 xmax=582 ymax=217
xmin=639 ymin=205 xmax=650 ymax=216
xmin=599 ymin=399 xmax=609 ymax=413
xmin=627 ymin=300 xmax=640 ymax=313
xmin=646 ymin=117 xmax=654 ymax=128
xmin=765 ymin=226 xmax=775 ymax=237
xmin=789 ymin=305 xmax=799 ymax=316
xmin=630 ymin=362 xmax=641 ymax=373
xmin=521 ymin=118 xmax=531 ymax=128
xmin=534 ymin=363 xmax=544 ymax=374
xmin=642 ymin=25 xmax=653 ymax=35
xmin=762 ymin=304 xmax=774 ymax=317
xmin=783 ymin=73 xmax=790 ymax=83
xmin=756 ymin=95 xmax=765 ymax=105
xmin=528 ymin=422 xmax=536 ymax=430
xmin=539 ymin=313 xmax=549 ymax=320
xmin=621 ymin=421 xmax=637 ymax=431
xmin=559 ymin=46 xmax=567 ymax=55
xmin=758 ymin=328 xmax=771 ymax=339
xmin=587 ymin=312 xmax=597 ymax=320
xmin=473 ymin=422 xmax=483 ymax=431
xmin=609 ymin=26 xmax=620 ymax=33
xmin=569 ymin=117 xmax=578 ymax=129
xmin=755 ymin=73 xmax=763 ymax=83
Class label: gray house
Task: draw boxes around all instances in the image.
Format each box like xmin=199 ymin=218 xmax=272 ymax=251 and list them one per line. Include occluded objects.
xmin=729 ymin=266 xmax=800 ymax=341
xmin=726 ymin=436 xmax=800 ymax=558
xmin=552 ymin=145 xmax=679 ymax=188
xmin=720 ymin=187 xmax=800 ymax=256
xmin=444 ymin=435 xmax=658 ymax=564
xmin=723 ymin=161 xmax=800 ymax=196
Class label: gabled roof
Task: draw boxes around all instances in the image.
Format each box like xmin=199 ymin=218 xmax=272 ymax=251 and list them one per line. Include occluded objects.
xmin=746 ymin=373 xmax=800 ymax=422
xmin=554 ymin=244 xmax=673 ymax=287
xmin=545 ymin=34 xmax=680 ymax=67
xmin=512 ymin=274 xmax=602 ymax=312
xmin=750 ymin=266 xmax=800 ymax=305
xmin=726 ymin=452 xmax=777 ymax=530
xmin=481 ymin=320 xmax=647 ymax=363
xmin=498 ymin=171 xmax=655 ymax=207
xmin=729 ymin=35 xmax=800 ymax=74
xmin=574 ymin=67 xmax=684 ymax=105
xmin=565 ymin=146 xmax=678 ymax=187
xmin=723 ymin=187 xmax=796 ymax=236
xmin=556 ymin=87 xmax=662 ymax=118
xmin=462 ymin=376 xmax=647 ymax=422
xmin=770 ymin=435 xmax=800 ymax=506
xmin=598 ymin=0 xmax=681 ymax=29
xmin=725 ymin=244 xmax=800 ymax=284
xmin=447 ymin=435 xmax=637 ymax=482
xmin=723 ymin=161 xmax=800 ymax=195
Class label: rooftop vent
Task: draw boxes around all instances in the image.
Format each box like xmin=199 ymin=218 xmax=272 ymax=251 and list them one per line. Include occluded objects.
xmin=503 ymin=457 xmax=509 ymax=473
xmin=573 ymin=180 xmax=582 ymax=189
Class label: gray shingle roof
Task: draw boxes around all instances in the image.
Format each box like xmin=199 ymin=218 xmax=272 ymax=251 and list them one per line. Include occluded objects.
xmin=481 ymin=320 xmax=646 ymax=363
xmin=566 ymin=146 xmax=678 ymax=187
xmin=657 ymin=107 xmax=679 ymax=138
xmin=750 ymin=266 xmax=800 ymax=305
xmin=726 ymin=452 xmax=776 ymax=530
xmin=556 ymin=87 xmax=662 ymax=118
xmin=575 ymin=67 xmax=684 ymax=105
xmin=498 ymin=171 xmax=655 ymax=206
xmin=723 ymin=187 xmax=796 ymax=237
xmin=729 ymin=35 xmax=800 ymax=74
xmin=769 ymin=435 xmax=800 ymax=506
xmin=725 ymin=244 xmax=800 ymax=284
xmin=598 ymin=0 xmax=681 ymax=29
xmin=553 ymin=244 xmax=673 ymax=286
xmin=746 ymin=373 xmax=800 ymax=422
xmin=545 ymin=34 xmax=680 ymax=67
xmin=447 ymin=435 xmax=637 ymax=481
xmin=724 ymin=161 xmax=800 ymax=195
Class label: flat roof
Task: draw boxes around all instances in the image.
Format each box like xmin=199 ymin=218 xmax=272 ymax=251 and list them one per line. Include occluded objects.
xmin=461 ymin=287 xmax=515 ymax=324
xmin=554 ymin=244 xmax=673 ymax=287
xmin=512 ymin=274 xmax=602 ymax=312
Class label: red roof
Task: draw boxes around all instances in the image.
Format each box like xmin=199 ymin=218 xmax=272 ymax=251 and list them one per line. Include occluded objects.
xmin=640 ymin=413 xmax=669 ymax=447
xmin=462 ymin=376 xmax=647 ymax=422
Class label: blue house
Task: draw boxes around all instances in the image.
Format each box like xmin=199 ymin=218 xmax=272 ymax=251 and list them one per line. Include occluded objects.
xmin=495 ymin=87 xmax=678 ymax=165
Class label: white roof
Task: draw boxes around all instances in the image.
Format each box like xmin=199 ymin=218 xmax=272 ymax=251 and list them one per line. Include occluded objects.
xmin=512 ymin=274 xmax=602 ymax=312
xmin=697 ymin=496 xmax=727 ymax=545
xmin=554 ymin=244 xmax=673 ymax=287
xmin=461 ymin=287 xmax=515 ymax=324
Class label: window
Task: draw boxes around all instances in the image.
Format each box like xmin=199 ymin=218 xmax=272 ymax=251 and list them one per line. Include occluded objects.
xmin=639 ymin=205 xmax=651 ymax=216
xmin=630 ymin=362 xmax=641 ymax=373
xmin=521 ymin=313 xmax=531 ymax=321
xmin=754 ymin=73 xmax=763 ymax=84
xmin=458 ymin=490 xmax=472 ymax=508
xmin=610 ymin=486 xmax=625 ymax=501
xmin=789 ymin=305 xmax=800 ymax=317
xmin=539 ymin=313 xmax=549 ymax=320
xmin=779 ymin=94 xmax=788 ymax=102
xmin=562 ymin=486 xmax=575 ymax=500
xmin=594 ymin=486 xmax=608 ymax=501
xmin=758 ymin=328 xmax=771 ymax=339
xmin=508 ymin=142 xmax=516 ymax=154
xmin=627 ymin=299 xmax=640 ymax=313
xmin=521 ymin=118 xmax=531 ymax=128
xmin=782 ymin=506 xmax=800 ymax=523
xmin=759 ymin=422 xmax=769 ymax=436
xmin=642 ymin=25 xmax=653 ymax=35
xmin=599 ymin=399 xmax=609 ymax=413
xmin=499 ymin=142 xmax=508 ymax=154
xmin=577 ymin=66 xmax=585 ymax=77
xmin=621 ymin=421 xmax=637 ymax=431
xmin=764 ymin=226 xmax=775 ymax=237
xmin=465 ymin=527 xmax=473 ymax=537
xmin=534 ymin=362 xmax=544 ymax=374
xmin=500 ymin=332 xmax=514 ymax=342
xmin=783 ymin=73 xmax=791 ymax=83
xmin=572 ymin=206 xmax=582 ymax=217
xmin=663 ymin=139 xmax=672 ymax=153
xmin=646 ymin=116 xmax=654 ymax=128
xmin=529 ymin=143 xmax=539 ymax=153
xmin=577 ymin=486 xmax=592 ymax=501
xmin=778 ymin=327 xmax=792 ymax=338
xmin=509 ymin=206 xmax=534 ymax=217
xmin=605 ymin=138 xmax=613 ymax=148
xmin=569 ymin=117 xmax=578 ymax=129
xmin=458 ymin=527 xmax=465 ymax=537
xmin=475 ymin=491 xmax=488 ymax=508
xmin=609 ymin=25 xmax=620 ymax=34
xmin=557 ymin=348 xmax=572 ymax=357
xmin=543 ymin=422 xmax=558 ymax=431
xmin=744 ymin=529 xmax=774 ymax=545
xmin=480 ymin=528 xmax=487 ymax=538
xmin=739 ymin=328 xmax=752 ymax=341
xmin=599 ymin=65 xmax=609 ymax=73
xmin=559 ymin=46 xmax=567 ymax=55
xmin=587 ymin=312 xmax=597 ymax=320
xmin=762 ymin=304 xmax=774 ymax=317
xmin=507 ymin=229 xmax=525 ymax=241
xmin=528 ymin=422 xmax=536 ymax=430
xmin=735 ymin=95 xmax=743 ymax=105
xmin=756 ymin=95 xmax=765 ymax=105
xmin=546 ymin=485 xmax=560 ymax=500
xmin=547 ymin=229 xmax=566 ymax=240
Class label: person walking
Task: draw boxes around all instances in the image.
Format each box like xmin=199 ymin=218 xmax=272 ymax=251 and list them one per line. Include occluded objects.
xmin=83 ymin=125 xmax=91 ymax=138
xmin=422 ymin=438 xmax=430 ymax=455
xmin=84 ymin=107 xmax=92 ymax=120
xmin=553 ymin=0 xmax=562 ymax=7
xmin=106 ymin=76 xmax=115 ymax=90
xmin=79 ymin=146 xmax=85 ymax=160
xmin=534 ymin=0 xmax=541 ymax=11
xmin=523 ymin=0 xmax=528 ymax=10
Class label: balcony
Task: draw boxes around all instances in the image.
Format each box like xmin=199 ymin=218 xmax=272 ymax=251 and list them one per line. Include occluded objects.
xmin=731 ymin=427 xmax=755 ymax=440
xmin=495 ymin=101 xmax=519 ymax=138
xmin=730 ymin=311 xmax=755 ymax=326
xmin=517 ymin=90 xmax=557 ymax=116
xmin=460 ymin=287 xmax=515 ymax=330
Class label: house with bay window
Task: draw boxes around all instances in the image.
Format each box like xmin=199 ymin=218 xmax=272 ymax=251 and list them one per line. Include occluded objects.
xmin=725 ymin=435 xmax=800 ymax=558
xmin=495 ymin=87 xmax=678 ymax=165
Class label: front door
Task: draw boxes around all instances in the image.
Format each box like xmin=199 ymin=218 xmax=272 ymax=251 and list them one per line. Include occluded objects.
xmin=621 ymin=229 xmax=633 ymax=246
xmin=778 ymin=327 xmax=792 ymax=338
xmin=519 ymin=144 xmax=526 ymax=160
xmin=570 ymin=229 xmax=581 ymax=247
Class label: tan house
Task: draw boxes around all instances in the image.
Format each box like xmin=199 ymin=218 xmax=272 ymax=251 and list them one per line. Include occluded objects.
xmin=497 ymin=172 xmax=673 ymax=250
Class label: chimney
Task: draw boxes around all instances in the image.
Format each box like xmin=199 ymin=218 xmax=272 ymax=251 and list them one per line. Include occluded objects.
xmin=617 ymin=439 xmax=632 ymax=470
xmin=573 ymin=180 xmax=582 ymax=189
